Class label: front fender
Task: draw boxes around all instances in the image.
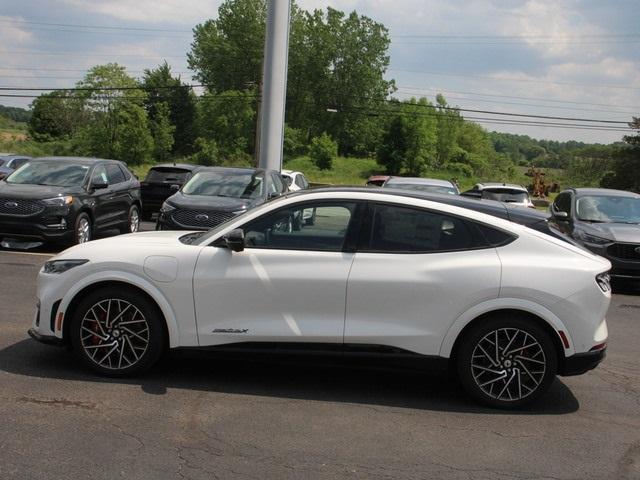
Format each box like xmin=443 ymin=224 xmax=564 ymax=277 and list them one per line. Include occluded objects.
xmin=56 ymin=270 xmax=182 ymax=348
xmin=438 ymin=298 xmax=574 ymax=358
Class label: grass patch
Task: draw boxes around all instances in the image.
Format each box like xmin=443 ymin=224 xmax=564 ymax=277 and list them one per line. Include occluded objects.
xmin=284 ymin=156 xmax=382 ymax=186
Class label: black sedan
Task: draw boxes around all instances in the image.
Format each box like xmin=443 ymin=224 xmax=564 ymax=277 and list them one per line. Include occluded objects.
xmin=140 ymin=163 xmax=197 ymax=220
xmin=0 ymin=157 xmax=141 ymax=246
xmin=549 ymin=187 xmax=640 ymax=279
xmin=157 ymin=166 xmax=287 ymax=231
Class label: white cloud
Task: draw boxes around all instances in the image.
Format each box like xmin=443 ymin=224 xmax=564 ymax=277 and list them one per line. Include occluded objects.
xmin=60 ymin=0 xmax=219 ymax=24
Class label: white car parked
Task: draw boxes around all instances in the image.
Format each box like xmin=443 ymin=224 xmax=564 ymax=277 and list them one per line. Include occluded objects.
xmin=281 ymin=169 xmax=309 ymax=191
xmin=29 ymin=188 xmax=611 ymax=408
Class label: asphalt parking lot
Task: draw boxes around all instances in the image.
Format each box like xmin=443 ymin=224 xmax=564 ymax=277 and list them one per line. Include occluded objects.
xmin=0 ymin=226 xmax=639 ymax=479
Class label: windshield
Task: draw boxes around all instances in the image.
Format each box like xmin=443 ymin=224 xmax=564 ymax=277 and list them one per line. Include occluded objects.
xmin=576 ymin=195 xmax=640 ymax=223
xmin=182 ymin=171 xmax=264 ymax=199
xmin=6 ymin=162 xmax=90 ymax=187
xmin=386 ymin=183 xmax=458 ymax=195
xmin=146 ymin=168 xmax=191 ymax=183
xmin=481 ymin=189 xmax=529 ymax=203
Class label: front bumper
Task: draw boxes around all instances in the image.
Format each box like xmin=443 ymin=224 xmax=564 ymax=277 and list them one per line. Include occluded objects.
xmin=28 ymin=328 xmax=65 ymax=347
xmin=0 ymin=212 xmax=75 ymax=243
xmin=559 ymin=348 xmax=606 ymax=376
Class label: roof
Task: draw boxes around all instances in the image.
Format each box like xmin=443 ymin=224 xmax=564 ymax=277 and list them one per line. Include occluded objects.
xmin=281 ymin=169 xmax=302 ymax=176
xmin=385 ymin=176 xmax=455 ymax=187
xmin=32 ymin=156 xmax=121 ymax=165
xmin=149 ymin=163 xmax=198 ymax=171
xmin=572 ymin=188 xmax=640 ymax=198
xmin=475 ymin=183 xmax=527 ymax=191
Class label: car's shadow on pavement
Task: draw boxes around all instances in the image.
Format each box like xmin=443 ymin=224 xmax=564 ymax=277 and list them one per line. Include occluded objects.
xmin=0 ymin=338 xmax=579 ymax=415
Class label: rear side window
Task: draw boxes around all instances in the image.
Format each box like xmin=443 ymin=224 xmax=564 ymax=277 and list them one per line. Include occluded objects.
xmin=295 ymin=174 xmax=308 ymax=189
xmin=119 ymin=164 xmax=132 ymax=181
xmin=106 ymin=163 xmax=125 ymax=184
xmin=146 ymin=168 xmax=191 ymax=183
xmin=365 ymin=204 xmax=478 ymax=253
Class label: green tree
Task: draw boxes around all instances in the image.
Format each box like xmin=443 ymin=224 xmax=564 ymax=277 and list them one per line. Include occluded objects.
xmin=600 ymin=117 xmax=640 ymax=191
xmin=150 ymin=102 xmax=175 ymax=161
xmin=73 ymin=64 xmax=152 ymax=162
xmin=309 ymin=133 xmax=337 ymax=170
xmin=142 ymin=62 xmax=197 ymax=155
xmin=28 ymin=91 xmax=84 ymax=140
xmin=435 ymin=94 xmax=462 ymax=166
xmin=196 ymin=89 xmax=257 ymax=158
xmin=188 ymin=0 xmax=266 ymax=92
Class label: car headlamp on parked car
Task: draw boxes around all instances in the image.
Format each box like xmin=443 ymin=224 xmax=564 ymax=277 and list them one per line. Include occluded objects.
xmin=42 ymin=259 xmax=89 ymax=274
xmin=42 ymin=196 xmax=73 ymax=207
xmin=160 ymin=202 xmax=176 ymax=213
xmin=578 ymin=231 xmax=610 ymax=245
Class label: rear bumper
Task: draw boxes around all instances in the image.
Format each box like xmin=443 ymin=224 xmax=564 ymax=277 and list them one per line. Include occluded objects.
xmin=559 ymin=348 xmax=606 ymax=376
xmin=28 ymin=328 xmax=65 ymax=347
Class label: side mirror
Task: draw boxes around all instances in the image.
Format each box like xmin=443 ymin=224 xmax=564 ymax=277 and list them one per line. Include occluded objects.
xmin=170 ymin=184 xmax=180 ymax=191
xmin=91 ymin=181 xmax=108 ymax=190
xmin=223 ymin=228 xmax=245 ymax=252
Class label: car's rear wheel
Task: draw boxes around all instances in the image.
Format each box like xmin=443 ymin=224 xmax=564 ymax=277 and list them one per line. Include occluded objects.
xmin=121 ymin=205 xmax=140 ymax=234
xmin=69 ymin=287 xmax=165 ymax=377
xmin=456 ymin=315 xmax=557 ymax=408
xmin=74 ymin=213 xmax=92 ymax=245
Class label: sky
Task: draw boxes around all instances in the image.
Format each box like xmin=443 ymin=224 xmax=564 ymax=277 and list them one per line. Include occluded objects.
xmin=0 ymin=0 xmax=638 ymax=144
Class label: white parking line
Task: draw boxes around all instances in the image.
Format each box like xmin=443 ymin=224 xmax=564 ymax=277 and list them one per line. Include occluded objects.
xmin=0 ymin=250 xmax=55 ymax=257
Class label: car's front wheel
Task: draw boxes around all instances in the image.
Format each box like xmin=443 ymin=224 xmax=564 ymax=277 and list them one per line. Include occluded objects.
xmin=69 ymin=287 xmax=165 ymax=377
xmin=456 ymin=314 xmax=557 ymax=408
xmin=74 ymin=212 xmax=92 ymax=245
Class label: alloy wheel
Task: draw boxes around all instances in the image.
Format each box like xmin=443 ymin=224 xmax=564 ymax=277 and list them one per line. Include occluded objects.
xmin=80 ymin=298 xmax=150 ymax=370
xmin=77 ymin=217 xmax=91 ymax=244
xmin=129 ymin=208 xmax=140 ymax=232
xmin=470 ymin=328 xmax=546 ymax=402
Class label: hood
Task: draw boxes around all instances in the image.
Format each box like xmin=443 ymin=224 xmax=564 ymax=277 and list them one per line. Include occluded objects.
xmin=582 ymin=222 xmax=640 ymax=244
xmin=0 ymin=182 xmax=83 ymax=199
xmin=167 ymin=191 xmax=256 ymax=212
xmin=55 ymin=230 xmax=199 ymax=260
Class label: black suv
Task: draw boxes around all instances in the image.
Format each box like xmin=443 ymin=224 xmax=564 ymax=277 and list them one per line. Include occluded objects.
xmin=140 ymin=163 xmax=197 ymax=220
xmin=0 ymin=157 xmax=141 ymax=246
xmin=157 ymin=166 xmax=287 ymax=231
xmin=549 ymin=187 xmax=640 ymax=279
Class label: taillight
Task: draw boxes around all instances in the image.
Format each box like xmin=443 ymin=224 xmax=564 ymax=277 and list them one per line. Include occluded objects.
xmin=589 ymin=342 xmax=607 ymax=352
xmin=596 ymin=272 xmax=611 ymax=293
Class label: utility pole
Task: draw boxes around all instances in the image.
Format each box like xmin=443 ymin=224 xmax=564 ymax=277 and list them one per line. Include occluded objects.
xmin=258 ymin=0 xmax=291 ymax=172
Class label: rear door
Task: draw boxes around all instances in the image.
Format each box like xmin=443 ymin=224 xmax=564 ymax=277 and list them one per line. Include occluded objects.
xmin=345 ymin=202 xmax=502 ymax=356
xmin=105 ymin=163 xmax=130 ymax=223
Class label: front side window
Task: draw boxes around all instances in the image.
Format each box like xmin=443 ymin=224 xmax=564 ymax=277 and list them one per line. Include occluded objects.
xmin=6 ymin=162 xmax=90 ymax=187
xmin=365 ymin=204 xmax=476 ymax=253
xmin=91 ymin=165 xmax=108 ymax=185
xmin=242 ymin=202 xmax=356 ymax=251
xmin=183 ymin=171 xmax=264 ymax=199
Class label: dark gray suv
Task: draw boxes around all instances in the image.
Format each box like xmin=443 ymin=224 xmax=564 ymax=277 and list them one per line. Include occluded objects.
xmin=549 ymin=188 xmax=640 ymax=279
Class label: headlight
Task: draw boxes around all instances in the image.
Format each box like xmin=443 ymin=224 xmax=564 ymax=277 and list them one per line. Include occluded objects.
xmin=160 ymin=202 xmax=176 ymax=213
xmin=42 ymin=259 xmax=88 ymax=274
xmin=596 ymin=272 xmax=611 ymax=293
xmin=42 ymin=196 xmax=73 ymax=206
xmin=578 ymin=231 xmax=610 ymax=245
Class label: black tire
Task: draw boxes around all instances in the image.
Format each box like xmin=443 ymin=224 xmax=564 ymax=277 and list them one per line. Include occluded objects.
xmin=73 ymin=212 xmax=92 ymax=245
xmin=69 ymin=287 xmax=166 ymax=377
xmin=456 ymin=314 xmax=557 ymax=409
xmin=121 ymin=205 xmax=140 ymax=234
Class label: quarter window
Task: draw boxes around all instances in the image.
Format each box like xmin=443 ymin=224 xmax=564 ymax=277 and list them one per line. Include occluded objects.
xmin=242 ymin=202 xmax=356 ymax=251
xmin=366 ymin=204 xmax=476 ymax=253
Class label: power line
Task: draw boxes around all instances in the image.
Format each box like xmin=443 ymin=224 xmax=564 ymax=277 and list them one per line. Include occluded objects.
xmin=388 ymin=67 xmax=640 ymax=91
xmin=0 ymin=19 xmax=191 ymax=33
xmin=0 ymin=50 xmax=185 ymax=59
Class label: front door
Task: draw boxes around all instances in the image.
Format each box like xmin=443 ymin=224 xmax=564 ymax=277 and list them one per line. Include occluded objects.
xmin=193 ymin=201 xmax=360 ymax=346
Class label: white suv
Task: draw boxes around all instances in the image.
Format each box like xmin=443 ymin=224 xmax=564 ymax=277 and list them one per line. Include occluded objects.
xmin=29 ymin=188 xmax=610 ymax=408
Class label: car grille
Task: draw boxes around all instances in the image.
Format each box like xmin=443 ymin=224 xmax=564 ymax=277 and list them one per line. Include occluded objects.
xmin=607 ymin=243 xmax=640 ymax=262
xmin=171 ymin=210 xmax=236 ymax=229
xmin=0 ymin=198 xmax=45 ymax=216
